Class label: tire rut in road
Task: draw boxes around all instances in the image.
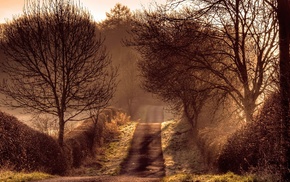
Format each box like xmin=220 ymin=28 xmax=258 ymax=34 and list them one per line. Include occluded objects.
xmin=120 ymin=122 xmax=165 ymax=178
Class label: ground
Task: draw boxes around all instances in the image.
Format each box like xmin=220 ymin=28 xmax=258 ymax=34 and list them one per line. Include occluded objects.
xmin=40 ymin=105 xmax=165 ymax=182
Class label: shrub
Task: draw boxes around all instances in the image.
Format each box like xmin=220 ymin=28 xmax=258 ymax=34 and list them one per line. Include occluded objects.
xmin=64 ymin=108 xmax=129 ymax=168
xmin=197 ymin=119 xmax=240 ymax=171
xmin=217 ymin=93 xmax=283 ymax=175
xmin=0 ymin=111 xmax=67 ymax=175
xmin=0 ymin=108 xmax=130 ymax=174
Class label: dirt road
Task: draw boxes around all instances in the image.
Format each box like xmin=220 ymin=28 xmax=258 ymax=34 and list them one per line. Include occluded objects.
xmin=39 ymin=105 xmax=165 ymax=182
xmin=120 ymin=106 xmax=165 ymax=178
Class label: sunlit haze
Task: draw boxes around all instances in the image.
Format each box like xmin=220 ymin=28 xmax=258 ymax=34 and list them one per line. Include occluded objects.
xmin=0 ymin=0 xmax=168 ymax=23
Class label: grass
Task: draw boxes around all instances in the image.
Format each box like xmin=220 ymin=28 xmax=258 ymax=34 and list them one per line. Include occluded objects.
xmin=161 ymin=119 xmax=207 ymax=175
xmin=95 ymin=121 xmax=138 ymax=175
xmin=69 ymin=121 xmax=138 ymax=176
xmin=0 ymin=170 xmax=53 ymax=182
xmin=161 ymin=119 xmax=262 ymax=182
xmin=162 ymin=172 xmax=256 ymax=182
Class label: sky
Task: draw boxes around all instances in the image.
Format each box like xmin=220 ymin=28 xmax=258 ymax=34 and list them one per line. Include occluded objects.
xmin=0 ymin=0 xmax=168 ymax=23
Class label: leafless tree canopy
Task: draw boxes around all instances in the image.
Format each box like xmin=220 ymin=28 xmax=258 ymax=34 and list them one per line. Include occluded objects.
xmin=128 ymin=11 xmax=217 ymax=127
xmin=129 ymin=0 xmax=278 ymax=126
xmin=0 ymin=0 xmax=117 ymax=146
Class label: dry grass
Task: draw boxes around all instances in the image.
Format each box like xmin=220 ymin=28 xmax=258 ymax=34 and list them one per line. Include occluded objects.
xmin=197 ymin=119 xmax=242 ymax=171
xmin=162 ymin=172 xmax=255 ymax=182
xmin=0 ymin=170 xmax=53 ymax=182
xmin=161 ymin=119 xmax=262 ymax=181
xmin=68 ymin=115 xmax=137 ymax=176
xmin=161 ymin=119 xmax=207 ymax=176
xmin=63 ymin=108 xmax=131 ymax=169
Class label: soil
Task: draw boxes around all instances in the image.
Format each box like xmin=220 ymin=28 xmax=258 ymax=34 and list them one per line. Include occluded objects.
xmin=39 ymin=106 xmax=165 ymax=182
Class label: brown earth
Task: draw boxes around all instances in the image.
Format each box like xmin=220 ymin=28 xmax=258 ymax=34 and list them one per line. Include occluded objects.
xmin=39 ymin=106 xmax=165 ymax=182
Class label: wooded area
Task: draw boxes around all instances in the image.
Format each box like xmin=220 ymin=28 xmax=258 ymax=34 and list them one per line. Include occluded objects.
xmin=0 ymin=0 xmax=290 ymax=180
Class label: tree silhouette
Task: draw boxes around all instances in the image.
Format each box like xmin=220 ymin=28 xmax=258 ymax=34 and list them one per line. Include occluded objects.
xmin=100 ymin=4 xmax=145 ymax=116
xmin=0 ymin=0 xmax=117 ymax=146
xmin=129 ymin=11 xmax=217 ymax=127
xmin=265 ymin=0 xmax=290 ymax=179
xmin=194 ymin=0 xmax=278 ymax=122
xmin=101 ymin=3 xmax=132 ymax=29
xmin=131 ymin=0 xmax=277 ymax=125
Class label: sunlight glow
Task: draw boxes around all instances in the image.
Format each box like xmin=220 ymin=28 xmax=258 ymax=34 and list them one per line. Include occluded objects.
xmin=0 ymin=0 xmax=168 ymax=23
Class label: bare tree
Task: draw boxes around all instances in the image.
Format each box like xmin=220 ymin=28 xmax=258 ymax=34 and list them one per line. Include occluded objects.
xmin=193 ymin=0 xmax=278 ymax=122
xmin=129 ymin=10 xmax=216 ymax=127
xmin=129 ymin=0 xmax=278 ymax=128
xmin=0 ymin=0 xmax=117 ymax=146
xmin=170 ymin=0 xmax=277 ymax=122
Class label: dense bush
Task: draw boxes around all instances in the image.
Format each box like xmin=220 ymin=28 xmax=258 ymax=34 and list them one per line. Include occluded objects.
xmin=197 ymin=121 xmax=238 ymax=172
xmin=0 ymin=111 xmax=67 ymax=174
xmin=217 ymin=93 xmax=284 ymax=175
xmin=64 ymin=107 xmax=129 ymax=168
xmin=0 ymin=107 xmax=130 ymax=174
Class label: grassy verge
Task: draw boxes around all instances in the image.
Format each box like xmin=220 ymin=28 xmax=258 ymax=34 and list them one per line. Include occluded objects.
xmin=161 ymin=119 xmax=261 ymax=182
xmin=95 ymin=121 xmax=138 ymax=175
xmin=70 ymin=121 xmax=138 ymax=176
xmin=162 ymin=172 xmax=256 ymax=182
xmin=0 ymin=170 xmax=53 ymax=182
xmin=161 ymin=119 xmax=207 ymax=175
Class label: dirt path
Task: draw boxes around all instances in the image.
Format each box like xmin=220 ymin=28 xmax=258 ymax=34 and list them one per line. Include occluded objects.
xmin=120 ymin=106 xmax=165 ymax=178
xmin=39 ymin=106 xmax=165 ymax=182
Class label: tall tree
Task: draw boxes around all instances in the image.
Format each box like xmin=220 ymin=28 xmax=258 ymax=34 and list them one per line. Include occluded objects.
xmin=277 ymin=0 xmax=290 ymax=179
xmin=0 ymin=0 xmax=117 ymax=146
xmin=265 ymin=0 xmax=290 ymax=179
xmin=101 ymin=3 xmax=132 ymax=29
xmin=129 ymin=11 xmax=216 ymax=127
xmin=130 ymin=0 xmax=277 ymax=127
xmin=100 ymin=4 xmax=145 ymax=116
xmin=196 ymin=0 xmax=278 ymax=122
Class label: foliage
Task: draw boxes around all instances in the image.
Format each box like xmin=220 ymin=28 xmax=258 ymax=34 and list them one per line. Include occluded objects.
xmin=101 ymin=3 xmax=132 ymax=29
xmin=130 ymin=0 xmax=278 ymax=127
xmin=100 ymin=4 xmax=147 ymax=117
xmin=161 ymin=119 xmax=207 ymax=175
xmin=0 ymin=170 xmax=52 ymax=182
xmin=162 ymin=172 xmax=255 ymax=182
xmin=197 ymin=120 xmax=240 ymax=171
xmin=0 ymin=107 xmax=131 ymax=177
xmin=0 ymin=0 xmax=117 ymax=146
xmin=267 ymin=0 xmax=290 ymax=179
xmin=63 ymin=110 xmax=134 ymax=176
xmin=129 ymin=9 xmax=217 ymax=127
xmin=217 ymin=93 xmax=285 ymax=179
xmin=64 ymin=108 xmax=130 ymax=169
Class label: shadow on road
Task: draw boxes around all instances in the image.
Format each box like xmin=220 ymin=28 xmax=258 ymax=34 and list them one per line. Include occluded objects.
xmin=120 ymin=105 xmax=165 ymax=178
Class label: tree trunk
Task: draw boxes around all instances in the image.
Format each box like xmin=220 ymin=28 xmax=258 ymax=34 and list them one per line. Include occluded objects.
xmin=183 ymin=102 xmax=197 ymax=128
xmin=277 ymin=0 xmax=290 ymax=179
xmin=58 ymin=113 xmax=65 ymax=147
xmin=243 ymin=98 xmax=255 ymax=122
xmin=91 ymin=109 xmax=100 ymax=154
